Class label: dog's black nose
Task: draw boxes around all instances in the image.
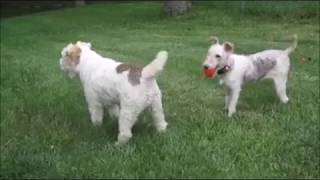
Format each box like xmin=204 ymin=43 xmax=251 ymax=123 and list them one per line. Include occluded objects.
xmin=203 ymin=65 xmax=209 ymax=69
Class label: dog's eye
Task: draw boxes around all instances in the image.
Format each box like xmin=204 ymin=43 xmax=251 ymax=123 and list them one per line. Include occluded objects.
xmin=215 ymin=54 xmax=221 ymax=58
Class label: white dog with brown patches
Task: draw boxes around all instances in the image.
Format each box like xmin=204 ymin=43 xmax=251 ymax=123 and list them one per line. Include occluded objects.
xmin=59 ymin=41 xmax=168 ymax=145
xmin=202 ymin=35 xmax=298 ymax=117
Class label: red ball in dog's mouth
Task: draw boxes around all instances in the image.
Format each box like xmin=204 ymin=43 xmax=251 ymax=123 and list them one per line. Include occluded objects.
xmin=203 ymin=68 xmax=217 ymax=78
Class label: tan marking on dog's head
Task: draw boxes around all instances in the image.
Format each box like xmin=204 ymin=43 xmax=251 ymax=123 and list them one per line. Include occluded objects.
xmin=116 ymin=63 xmax=143 ymax=86
xmin=66 ymin=45 xmax=81 ymax=66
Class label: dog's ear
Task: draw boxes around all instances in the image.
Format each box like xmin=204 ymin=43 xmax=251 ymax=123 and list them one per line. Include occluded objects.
xmin=76 ymin=41 xmax=82 ymax=46
xmin=62 ymin=43 xmax=74 ymax=57
xmin=61 ymin=48 xmax=67 ymax=57
xmin=67 ymin=45 xmax=81 ymax=66
xmin=209 ymin=36 xmax=219 ymax=44
xmin=223 ymin=41 xmax=234 ymax=53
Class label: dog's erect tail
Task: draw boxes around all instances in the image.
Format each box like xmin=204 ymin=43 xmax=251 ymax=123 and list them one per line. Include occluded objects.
xmin=142 ymin=51 xmax=168 ymax=79
xmin=285 ymin=34 xmax=298 ymax=54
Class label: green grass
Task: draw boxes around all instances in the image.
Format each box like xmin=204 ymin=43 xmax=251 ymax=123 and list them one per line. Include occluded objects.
xmin=1 ymin=1 xmax=319 ymax=178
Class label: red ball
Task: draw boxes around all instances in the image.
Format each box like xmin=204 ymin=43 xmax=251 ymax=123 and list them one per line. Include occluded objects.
xmin=203 ymin=68 xmax=217 ymax=78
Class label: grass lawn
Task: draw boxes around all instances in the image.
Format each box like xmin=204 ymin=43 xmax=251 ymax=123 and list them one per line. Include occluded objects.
xmin=1 ymin=1 xmax=319 ymax=178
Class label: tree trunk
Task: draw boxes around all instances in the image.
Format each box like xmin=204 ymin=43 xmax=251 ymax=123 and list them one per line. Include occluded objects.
xmin=163 ymin=1 xmax=192 ymax=16
xmin=75 ymin=0 xmax=85 ymax=6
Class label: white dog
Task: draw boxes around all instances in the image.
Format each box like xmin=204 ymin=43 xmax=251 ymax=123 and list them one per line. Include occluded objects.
xmin=202 ymin=35 xmax=298 ymax=117
xmin=59 ymin=41 xmax=168 ymax=144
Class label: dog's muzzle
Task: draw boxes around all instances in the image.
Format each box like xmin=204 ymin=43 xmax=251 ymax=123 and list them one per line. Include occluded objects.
xmin=203 ymin=64 xmax=210 ymax=70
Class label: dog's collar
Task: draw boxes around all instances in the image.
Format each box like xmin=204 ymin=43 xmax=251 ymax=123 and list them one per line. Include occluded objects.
xmin=217 ymin=55 xmax=234 ymax=75
xmin=217 ymin=65 xmax=231 ymax=75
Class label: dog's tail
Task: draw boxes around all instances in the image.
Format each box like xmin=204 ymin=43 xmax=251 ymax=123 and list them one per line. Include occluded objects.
xmin=142 ymin=51 xmax=168 ymax=79
xmin=285 ymin=34 xmax=298 ymax=54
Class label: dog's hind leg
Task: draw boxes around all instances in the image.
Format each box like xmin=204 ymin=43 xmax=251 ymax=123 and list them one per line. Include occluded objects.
xmin=273 ymin=76 xmax=289 ymax=103
xmin=116 ymin=108 xmax=139 ymax=145
xmin=150 ymin=94 xmax=168 ymax=132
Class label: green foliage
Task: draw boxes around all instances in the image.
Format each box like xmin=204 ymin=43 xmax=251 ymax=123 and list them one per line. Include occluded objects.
xmin=1 ymin=2 xmax=319 ymax=178
xmin=194 ymin=1 xmax=319 ymax=20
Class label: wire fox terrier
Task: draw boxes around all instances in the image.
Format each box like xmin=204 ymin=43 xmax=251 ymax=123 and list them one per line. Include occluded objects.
xmin=60 ymin=41 xmax=168 ymax=144
xmin=202 ymin=35 xmax=298 ymax=117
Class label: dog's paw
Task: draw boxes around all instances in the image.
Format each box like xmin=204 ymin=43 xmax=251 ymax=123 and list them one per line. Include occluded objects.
xmin=156 ymin=122 xmax=168 ymax=133
xmin=116 ymin=133 xmax=132 ymax=145
xmin=115 ymin=141 xmax=125 ymax=146
xmin=92 ymin=121 xmax=103 ymax=127
xmin=281 ymin=97 xmax=289 ymax=104
xmin=228 ymin=110 xmax=236 ymax=117
xmin=157 ymin=126 xmax=167 ymax=133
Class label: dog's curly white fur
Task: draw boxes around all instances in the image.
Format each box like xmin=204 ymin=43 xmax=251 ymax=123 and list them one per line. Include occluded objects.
xmin=60 ymin=41 xmax=168 ymax=144
xmin=203 ymin=35 xmax=298 ymax=117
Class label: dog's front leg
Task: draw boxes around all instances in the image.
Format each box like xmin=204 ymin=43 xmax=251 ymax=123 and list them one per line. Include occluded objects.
xmin=84 ymin=88 xmax=104 ymax=126
xmin=228 ymin=85 xmax=241 ymax=117
xmin=108 ymin=105 xmax=120 ymax=119
xmin=88 ymin=102 xmax=104 ymax=126
xmin=224 ymin=86 xmax=231 ymax=110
